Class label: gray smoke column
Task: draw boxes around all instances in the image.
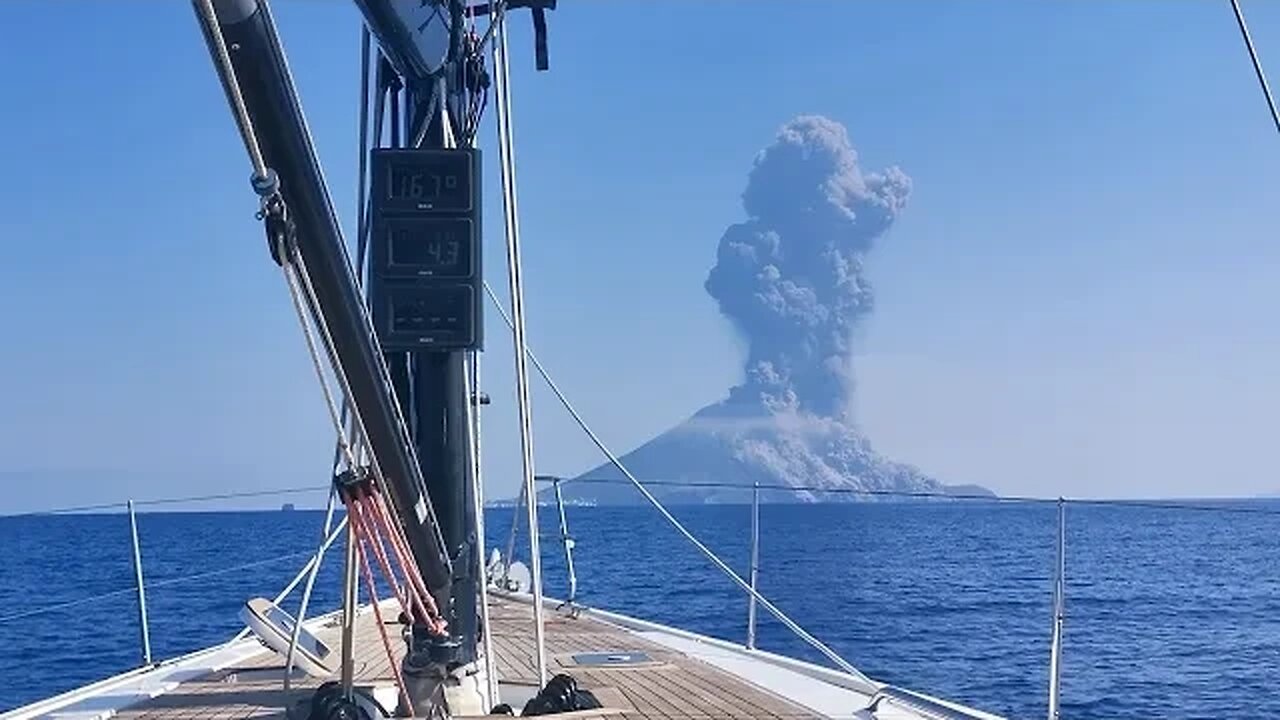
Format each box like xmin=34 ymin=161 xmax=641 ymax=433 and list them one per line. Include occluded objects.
xmin=705 ymin=115 xmax=911 ymax=420
xmin=561 ymin=115 xmax=993 ymax=504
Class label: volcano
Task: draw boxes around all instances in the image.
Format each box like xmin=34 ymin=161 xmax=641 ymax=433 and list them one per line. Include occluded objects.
xmin=553 ymin=116 xmax=992 ymax=505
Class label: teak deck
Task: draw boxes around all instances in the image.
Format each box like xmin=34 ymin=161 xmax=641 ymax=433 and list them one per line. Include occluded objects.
xmin=110 ymin=595 xmax=824 ymax=720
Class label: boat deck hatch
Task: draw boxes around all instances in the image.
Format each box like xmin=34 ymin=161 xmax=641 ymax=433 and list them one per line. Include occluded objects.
xmin=571 ymin=651 xmax=654 ymax=666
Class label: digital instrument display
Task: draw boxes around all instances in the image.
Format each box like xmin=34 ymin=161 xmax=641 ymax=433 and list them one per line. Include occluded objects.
xmin=375 ymin=149 xmax=475 ymax=213
xmin=376 ymin=284 xmax=477 ymax=349
xmin=368 ymin=147 xmax=483 ymax=351
xmin=383 ymin=217 xmax=473 ymax=278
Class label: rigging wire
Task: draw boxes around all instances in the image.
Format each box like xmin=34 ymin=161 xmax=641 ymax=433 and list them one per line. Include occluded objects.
xmin=5 ymin=486 xmax=330 ymax=518
xmin=18 ymin=480 xmax=1278 ymax=520
xmin=552 ymin=476 xmax=1280 ymax=517
xmin=464 ymin=353 xmax=500 ymax=709
xmin=0 ymin=550 xmax=316 ymax=625
xmin=1228 ymin=0 xmax=1280 ymax=135
xmin=0 ymin=587 xmax=138 ymax=624
xmin=280 ymin=256 xmax=361 ymax=472
xmin=356 ymin=25 xmax=374 ymax=288
xmin=193 ymin=0 xmax=268 ymax=179
xmin=357 ymin=42 xmax=388 ymax=290
xmin=490 ymin=0 xmax=549 ymax=688
xmin=8 ymin=500 xmax=128 ymax=516
xmin=283 ymin=487 xmax=340 ymax=690
xmin=481 ymin=281 xmax=874 ymax=687
xmin=196 ymin=0 xmax=365 ymax=486
xmin=332 ymin=27 xmax=378 ymax=490
xmin=137 ymin=486 xmax=328 ymax=508
xmin=230 ymin=516 xmax=350 ymax=643
xmin=502 ymin=482 xmax=524 ymax=584
xmin=299 ymin=38 xmax=377 ymax=675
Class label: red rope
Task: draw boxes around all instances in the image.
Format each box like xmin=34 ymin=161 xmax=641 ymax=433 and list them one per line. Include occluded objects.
xmin=348 ymin=497 xmax=409 ymax=618
xmin=357 ymin=494 xmax=439 ymax=631
xmin=353 ymin=525 xmax=414 ymax=715
xmin=370 ymin=492 xmax=430 ymax=595
xmin=370 ymin=490 xmax=445 ymax=634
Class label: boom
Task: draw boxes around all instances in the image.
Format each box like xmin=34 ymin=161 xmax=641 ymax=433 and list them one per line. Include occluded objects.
xmin=193 ymin=0 xmax=453 ymax=607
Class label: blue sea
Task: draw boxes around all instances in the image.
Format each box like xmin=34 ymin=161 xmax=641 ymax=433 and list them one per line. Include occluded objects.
xmin=2 ymin=502 xmax=1278 ymax=719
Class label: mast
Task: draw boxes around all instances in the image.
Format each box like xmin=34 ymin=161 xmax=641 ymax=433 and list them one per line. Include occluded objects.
xmin=350 ymin=2 xmax=553 ymax=696
xmin=196 ymin=0 xmax=555 ymax=713
xmin=350 ymin=1 xmax=485 ymax=691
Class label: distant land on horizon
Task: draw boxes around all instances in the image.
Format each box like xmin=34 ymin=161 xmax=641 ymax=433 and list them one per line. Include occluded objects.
xmin=514 ymin=477 xmax=998 ymax=508
xmin=519 ymin=422 xmax=999 ymax=506
xmin=525 ymin=397 xmax=998 ymax=507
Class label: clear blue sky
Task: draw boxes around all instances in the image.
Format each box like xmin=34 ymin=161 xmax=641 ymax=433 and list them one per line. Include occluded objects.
xmin=1 ymin=1 xmax=1278 ymax=512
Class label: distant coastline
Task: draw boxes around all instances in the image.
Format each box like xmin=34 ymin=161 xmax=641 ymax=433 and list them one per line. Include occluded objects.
xmin=491 ymin=479 xmax=999 ymax=508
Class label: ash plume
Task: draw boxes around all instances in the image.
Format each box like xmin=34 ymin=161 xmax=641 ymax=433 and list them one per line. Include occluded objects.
xmin=705 ymin=115 xmax=911 ymax=420
xmin=562 ymin=116 xmax=990 ymax=504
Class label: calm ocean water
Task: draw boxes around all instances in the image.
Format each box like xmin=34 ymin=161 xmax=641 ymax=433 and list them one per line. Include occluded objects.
xmin=1 ymin=502 xmax=1278 ymax=719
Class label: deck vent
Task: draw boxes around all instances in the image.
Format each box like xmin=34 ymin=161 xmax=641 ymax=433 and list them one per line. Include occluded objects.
xmin=570 ymin=651 xmax=654 ymax=666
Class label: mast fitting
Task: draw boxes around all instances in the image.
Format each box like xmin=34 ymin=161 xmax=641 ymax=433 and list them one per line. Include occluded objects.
xmin=257 ymin=189 xmax=294 ymax=267
xmin=334 ymin=466 xmax=375 ymax=503
xmin=251 ymin=167 xmax=279 ymax=197
xmin=466 ymin=0 xmax=556 ymax=71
